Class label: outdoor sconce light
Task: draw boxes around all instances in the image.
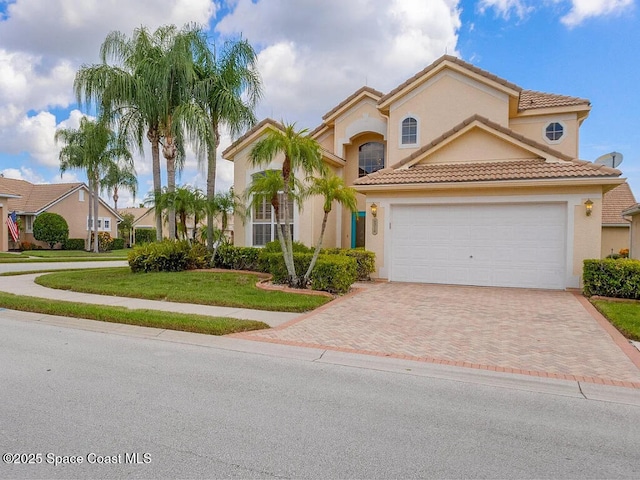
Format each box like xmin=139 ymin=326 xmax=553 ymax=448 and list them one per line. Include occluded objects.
xmin=584 ymin=199 xmax=593 ymax=216
xmin=370 ymin=203 xmax=378 ymax=235
xmin=370 ymin=203 xmax=378 ymax=218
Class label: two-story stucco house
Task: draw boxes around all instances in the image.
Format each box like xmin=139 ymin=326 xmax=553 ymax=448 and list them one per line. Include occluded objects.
xmin=224 ymin=55 xmax=623 ymax=290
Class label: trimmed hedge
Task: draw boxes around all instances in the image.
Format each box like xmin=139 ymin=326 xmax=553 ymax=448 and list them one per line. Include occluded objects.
xmin=128 ymin=241 xmax=211 ymax=273
xmin=214 ymin=244 xmax=264 ymax=272
xmin=111 ymin=238 xmax=125 ymax=250
xmin=135 ymin=228 xmax=157 ymax=244
xmin=322 ymin=248 xmax=375 ymax=281
xmin=583 ymin=259 xmax=640 ymax=299
xmin=62 ymin=238 xmax=86 ymax=250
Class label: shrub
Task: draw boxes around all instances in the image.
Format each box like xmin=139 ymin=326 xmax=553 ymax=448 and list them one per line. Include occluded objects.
xmin=128 ymin=240 xmax=209 ymax=273
xmin=111 ymin=238 xmax=125 ymax=250
xmin=620 ymin=248 xmax=630 ymax=258
xmin=90 ymin=231 xmax=114 ymax=252
xmin=62 ymin=238 xmax=86 ymax=250
xmin=33 ymin=212 xmax=69 ymax=249
xmin=134 ymin=228 xmax=156 ymax=244
xmin=214 ymin=244 xmax=263 ymax=271
xmin=323 ymin=248 xmax=376 ymax=281
xmin=263 ymin=239 xmax=312 ymax=253
xmin=583 ymin=259 xmax=640 ymax=299
xmin=20 ymin=241 xmax=34 ymax=251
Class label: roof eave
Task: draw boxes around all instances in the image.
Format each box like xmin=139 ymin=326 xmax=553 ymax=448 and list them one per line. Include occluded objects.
xmin=354 ymin=176 xmax=625 ymax=193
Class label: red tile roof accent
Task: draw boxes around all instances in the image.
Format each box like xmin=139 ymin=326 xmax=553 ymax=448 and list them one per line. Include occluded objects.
xmin=0 ymin=177 xmax=83 ymax=213
xmin=353 ymin=158 xmax=620 ymax=186
xmin=378 ymin=55 xmax=522 ymax=106
xmin=322 ymin=86 xmax=384 ymax=121
xmin=518 ymin=90 xmax=590 ymax=111
xmin=602 ymin=182 xmax=636 ymax=225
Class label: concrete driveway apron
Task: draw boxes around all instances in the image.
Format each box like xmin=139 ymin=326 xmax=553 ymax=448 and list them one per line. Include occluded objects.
xmin=238 ymin=283 xmax=640 ymax=387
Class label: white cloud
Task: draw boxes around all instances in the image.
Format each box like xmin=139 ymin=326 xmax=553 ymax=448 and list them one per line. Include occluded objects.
xmin=561 ymin=0 xmax=634 ymax=27
xmin=1 ymin=166 xmax=45 ymax=183
xmin=217 ymin=0 xmax=461 ymax=129
xmin=477 ymin=0 xmax=534 ymax=20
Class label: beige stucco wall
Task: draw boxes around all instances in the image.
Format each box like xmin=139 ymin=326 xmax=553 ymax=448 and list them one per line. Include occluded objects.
xmin=601 ymin=226 xmax=630 ymax=258
xmin=386 ymin=71 xmax=509 ymax=166
xmin=0 ymin=198 xmax=7 ymax=252
xmin=423 ymin=128 xmax=537 ymax=165
xmin=332 ymin=99 xmax=385 ymax=160
xmin=509 ymin=113 xmax=580 ymax=159
xmin=630 ymin=216 xmax=640 ymax=260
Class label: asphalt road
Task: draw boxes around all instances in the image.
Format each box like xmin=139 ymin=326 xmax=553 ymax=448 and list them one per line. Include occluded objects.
xmin=1 ymin=315 xmax=639 ymax=479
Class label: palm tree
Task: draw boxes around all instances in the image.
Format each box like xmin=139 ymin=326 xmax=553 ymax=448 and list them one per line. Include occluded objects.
xmin=249 ymin=123 xmax=324 ymax=286
xmin=302 ymin=172 xmax=357 ymax=284
xmin=74 ymin=24 xmax=213 ymax=241
xmin=101 ymin=160 xmax=137 ymax=211
xmin=194 ymin=38 xmax=262 ymax=251
xmin=56 ymin=117 xmax=131 ymax=252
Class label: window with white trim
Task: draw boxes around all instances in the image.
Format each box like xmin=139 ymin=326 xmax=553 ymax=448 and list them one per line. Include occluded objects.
xmin=401 ymin=117 xmax=418 ymax=145
xmin=87 ymin=216 xmax=112 ymax=232
xmin=252 ymin=194 xmax=294 ymax=246
xmin=79 ymin=190 xmax=85 ymax=202
xmin=25 ymin=216 xmax=33 ymax=233
xmin=544 ymin=121 xmax=565 ymax=144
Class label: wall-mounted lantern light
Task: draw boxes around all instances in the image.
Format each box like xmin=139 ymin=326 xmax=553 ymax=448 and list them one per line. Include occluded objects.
xmin=370 ymin=203 xmax=378 ymax=218
xmin=584 ymin=199 xmax=593 ymax=216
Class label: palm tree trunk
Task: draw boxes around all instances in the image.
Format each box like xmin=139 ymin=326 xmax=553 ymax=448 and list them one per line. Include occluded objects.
xmin=164 ymin=139 xmax=177 ymax=241
xmin=93 ymin=176 xmax=100 ymax=253
xmin=206 ymin=124 xmax=219 ymax=251
xmin=86 ymin=184 xmax=93 ymax=251
xmin=148 ymin=129 xmax=163 ymax=241
xmin=304 ymin=211 xmax=329 ymax=283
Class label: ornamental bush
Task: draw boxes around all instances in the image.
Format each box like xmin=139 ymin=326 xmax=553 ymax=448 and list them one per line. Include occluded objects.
xmin=583 ymin=259 xmax=640 ymax=299
xmin=128 ymin=240 xmax=211 ymax=273
xmin=33 ymin=212 xmax=69 ymax=249
xmin=214 ymin=244 xmax=263 ymax=271
xmin=134 ymin=228 xmax=156 ymax=244
xmin=62 ymin=238 xmax=86 ymax=250
xmin=322 ymin=248 xmax=376 ymax=281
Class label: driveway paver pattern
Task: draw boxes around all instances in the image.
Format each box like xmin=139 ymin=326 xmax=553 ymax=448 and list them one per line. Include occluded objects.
xmin=239 ymin=283 xmax=640 ymax=386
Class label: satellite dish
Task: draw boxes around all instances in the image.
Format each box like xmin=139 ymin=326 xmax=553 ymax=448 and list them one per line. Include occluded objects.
xmin=595 ymin=151 xmax=623 ymax=168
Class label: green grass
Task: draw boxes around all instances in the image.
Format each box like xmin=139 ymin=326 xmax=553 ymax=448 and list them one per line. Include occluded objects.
xmin=36 ymin=267 xmax=331 ymax=313
xmin=592 ymin=300 xmax=640 ymax=341
xmin=0 ymin=249 xmax=128 ymax=262
xmin=0 ymin=291 xmax=269 ymax=335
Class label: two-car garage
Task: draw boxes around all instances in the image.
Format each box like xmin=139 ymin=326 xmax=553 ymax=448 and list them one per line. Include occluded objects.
xmin=389 ymin=203 xmax=567 ymax=289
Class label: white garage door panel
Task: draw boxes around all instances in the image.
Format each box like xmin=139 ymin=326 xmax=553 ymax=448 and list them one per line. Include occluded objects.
xmin=391 ymin=203 xmax=566 ymax=289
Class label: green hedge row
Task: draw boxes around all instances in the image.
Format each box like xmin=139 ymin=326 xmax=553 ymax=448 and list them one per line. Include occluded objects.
xmin=583 ymin=259 xmax=640 ymax=299
xmin=62 ymin=238 xmax=85 ymax=250
xmin=128 ymin=241 xmax=211 ymax=273
xmin=134 ymin=228 xmax=157 ymax=244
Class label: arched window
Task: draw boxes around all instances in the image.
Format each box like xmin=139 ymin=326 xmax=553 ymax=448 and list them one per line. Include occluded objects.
xmin=401 ymin=117 xmax=417 ymax=145
xmin=359 ymin=142 xmax=385 ymax=177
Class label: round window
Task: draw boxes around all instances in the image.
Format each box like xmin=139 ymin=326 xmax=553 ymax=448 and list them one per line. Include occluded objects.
xmin=545 ymin=122 xmax=564 ymax=142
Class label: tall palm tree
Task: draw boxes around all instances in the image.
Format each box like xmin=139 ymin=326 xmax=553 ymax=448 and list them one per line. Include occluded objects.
xmin=194 ymin=38 xmax=262 ymax=251
xmin=56 ymin=117 xmax=131 ymax=252
xmin=74 ymin=24 xmax=213 ymax=241
xmin=249 ymin=123 xmax=324 ymax=286
xmin=302 ymin=172 xmax=357 ymax=284
xmin=101 ymin=160 xmax=137 ymax=211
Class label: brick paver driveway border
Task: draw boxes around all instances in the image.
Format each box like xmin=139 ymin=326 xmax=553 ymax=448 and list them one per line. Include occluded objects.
xmin=235 ymin=283 xmax=640 ymax=388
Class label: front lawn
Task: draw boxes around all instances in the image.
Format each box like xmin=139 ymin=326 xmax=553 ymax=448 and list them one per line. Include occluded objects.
xmin=0 ymin=291 xmax=268 ymax=335
xmin=591 ymin=300 xmax=640 ymax=342
xmin=36 ymin=267 xmax=331 ymax=313
xmin=0 ymin=249 xmax=128 ymax=262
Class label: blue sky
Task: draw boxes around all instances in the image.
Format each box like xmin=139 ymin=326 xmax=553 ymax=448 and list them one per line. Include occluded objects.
xmin=0 ymin=0 xmax=637 ymax=208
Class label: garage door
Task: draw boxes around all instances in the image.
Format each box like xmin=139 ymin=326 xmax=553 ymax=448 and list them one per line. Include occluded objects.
xmin=390 ymin=203 xmax=566 ymax=289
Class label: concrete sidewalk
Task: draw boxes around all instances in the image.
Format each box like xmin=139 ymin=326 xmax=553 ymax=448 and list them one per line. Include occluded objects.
xmin=1 ymin=272 xmax=299 ymax=327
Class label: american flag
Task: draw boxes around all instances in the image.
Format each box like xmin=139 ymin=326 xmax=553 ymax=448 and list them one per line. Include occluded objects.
xmin=7 ymin=211 xmax=19 ymax=242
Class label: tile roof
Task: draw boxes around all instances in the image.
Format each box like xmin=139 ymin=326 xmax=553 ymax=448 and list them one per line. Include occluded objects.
xmin=378 ymin=55 xmax=522 ymax=106
xmin=518 ymin=90 xmax=590 ymax=111
xmin=393 ymin=114 xmax=574 ymax=169
xmin=322 ymin=86 xmax=384 ymax=121
xmin=353 ymin=158 xmax=620 ymax=186
xmin=222 ymin=118 xmax=284 ymax=160
xmin=0 ymin=177 xmax=83 ymax=213
xmin=602 ymin=182 xmax=636 ymax=225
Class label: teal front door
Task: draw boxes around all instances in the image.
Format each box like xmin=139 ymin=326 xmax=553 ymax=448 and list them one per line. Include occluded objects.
xmin=351 ymin=212 xmax=366 ymax=248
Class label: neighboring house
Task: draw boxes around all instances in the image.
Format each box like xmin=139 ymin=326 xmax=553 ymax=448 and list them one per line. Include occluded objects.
xmin=119 ymin=207 xmax=160 ymax=245
xmin=0 ymin=177 xmax=122 ymax=249
xmin=601 ymin=182 xmax=636 ymax=258
xmin=622 ymin=203 xmax=640 ymax=260
xmin=224 ymin=55 xmax=623 ymax=290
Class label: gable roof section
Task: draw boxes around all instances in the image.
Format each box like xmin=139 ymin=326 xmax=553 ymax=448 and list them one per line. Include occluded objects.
xmin=602 ymin=182 xmax=636 ymax=225
xmin=0 ymin=177 xmax=83 ymax=213
xmin=378 ymin=55 xmax=522 ymax=111
xmin=222 ymin=118 xmax=285 ymax=161
xmin=393 ymin=115 xmax=574 ymax=170
xmin=322 ymin=86 xmax=383 ymax=124
xmin=354 ymin=158 xmax=620 ymax=187
xmin=518 ymin=90 xmax=590 ymax=112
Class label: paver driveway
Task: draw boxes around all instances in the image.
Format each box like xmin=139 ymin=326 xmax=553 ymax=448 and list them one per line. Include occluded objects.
xmin=238 ymin=283 xmax=640 ymax=387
